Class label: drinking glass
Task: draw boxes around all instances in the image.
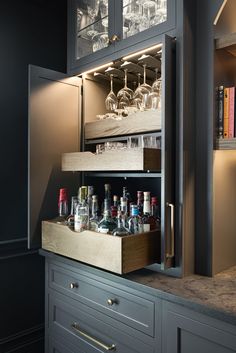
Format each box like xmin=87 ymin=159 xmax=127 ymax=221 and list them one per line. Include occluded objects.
xmin=135 ymin=64 xmax=152 ymax=109
xmin=149 ymin=68 xmax=162 ymax=110
xmin=117 ymin=69 xmax=134 ymax=103
xmin=133 ymin=73 xmax=143 ymax=109
xmin=105 ymin=74 xmax=118 ymax=111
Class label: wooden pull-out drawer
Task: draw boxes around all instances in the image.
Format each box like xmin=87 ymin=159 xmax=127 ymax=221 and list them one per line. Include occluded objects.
xmin=49 ymin=263 xmax=155 ymax=337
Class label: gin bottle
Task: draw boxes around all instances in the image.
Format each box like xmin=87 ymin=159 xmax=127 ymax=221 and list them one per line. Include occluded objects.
xmin=112 ymin=210 xmax=130 ymax=237
xmin=98 ymin=199 xmax=116 ymax=234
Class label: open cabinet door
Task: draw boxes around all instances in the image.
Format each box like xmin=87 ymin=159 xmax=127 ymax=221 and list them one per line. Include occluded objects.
xmin=28 ymin=65 xmax=82 ymax=249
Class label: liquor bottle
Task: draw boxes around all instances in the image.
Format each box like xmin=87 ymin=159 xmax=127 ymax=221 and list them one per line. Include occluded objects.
xmin=67 ymin=196 xmax=79 ymax=229
xmin=128 ymin=204 xmax=143 ymax=234
xmin=123 ymin=186 xmax=132 ymax=215
xmin=137 ymin=191 xmax=144 ymax=216
xmin=112 ymin=210 xmax=130 ymax=237
xmin=98 ymin=199 xmax=116 ymax=234
xmin=111 ymin=205 xmax=118 ymax=221
xmin=89 ymin=195 xmax=100 ymax=231
xmin=74 ymin=187 xmax=89 ymax=232
xmin=142 ymin=191 xmax=157 ymax=231
xmin=56 ymin=188 xmax=68 ymax=224
xmin=151 ymin=196 xmax=160 ymax=225
xmin=120 ymin=196 xmax=128 ymax=216
xmin=104 ymin=184 xmax=111 ymax=207
xmin=87 ymin=185 xmax=94 ymax=216
xmin=113 ymin=195 xmax=119 ymax=208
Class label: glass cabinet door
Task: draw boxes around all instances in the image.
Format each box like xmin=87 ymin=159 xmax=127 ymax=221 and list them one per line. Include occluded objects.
xmin=76 ymin=0 xmax=111 ymax=60
xmin=122 ymin=0 xmax=167 ymax=40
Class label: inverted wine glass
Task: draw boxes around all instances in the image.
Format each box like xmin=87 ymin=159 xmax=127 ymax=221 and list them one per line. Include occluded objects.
xmin=105 ymin=74 xmax=118 ymax=111
xmin=117 ymin=69 xmax=134 ymax=103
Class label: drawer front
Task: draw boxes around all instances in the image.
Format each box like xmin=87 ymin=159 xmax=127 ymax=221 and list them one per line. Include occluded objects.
xmin=49 ymin=292 xmax=154 ymax=353
xmin=49 ymin=263 xmax=155 ymax=337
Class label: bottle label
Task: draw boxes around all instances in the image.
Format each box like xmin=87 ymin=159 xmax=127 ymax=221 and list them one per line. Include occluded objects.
xmin=143 ymin=224 xmax=150 ymax=232
xmin=74 ymin=215 xmax=88 ymax=232
xmin=98 ymin=227 xmax=109 ymax=234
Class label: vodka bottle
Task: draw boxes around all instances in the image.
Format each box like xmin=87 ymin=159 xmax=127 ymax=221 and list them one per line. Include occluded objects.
xmin=89 ymin=195 xmax=100 ymax=231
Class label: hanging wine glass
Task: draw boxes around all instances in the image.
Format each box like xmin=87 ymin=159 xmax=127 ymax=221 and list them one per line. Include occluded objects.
xmin=149 ymin=68 xmax=162 ymax=110
xmin=136 ymin=64 xmax=152 ymax=109
xmin=133 ymin=73 xmax=143 ymax=109
xmin=105 ymin=74 xmax=118 ymax=111
xmin=117 ymin=69 xmax=134 ymax=104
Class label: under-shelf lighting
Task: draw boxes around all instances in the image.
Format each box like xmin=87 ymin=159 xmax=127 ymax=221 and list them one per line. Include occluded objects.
xmin=122 ymin=43 xmax=162 ymax=61
xmin=81 ymin=62 xmax=114 ymax=75
xmin=214 ymin=0 xmax=227 ymax=25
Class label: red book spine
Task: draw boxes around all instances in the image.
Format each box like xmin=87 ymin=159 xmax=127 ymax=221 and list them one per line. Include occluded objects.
xmin=228 ymin=87 xmax=235 ymax=138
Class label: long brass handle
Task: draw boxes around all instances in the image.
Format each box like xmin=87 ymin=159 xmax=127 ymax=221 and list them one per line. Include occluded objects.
xmin=166 ymin=202 xmax=174 ymax=259
xmin=71 ymin=322 xmax=116 ymax=351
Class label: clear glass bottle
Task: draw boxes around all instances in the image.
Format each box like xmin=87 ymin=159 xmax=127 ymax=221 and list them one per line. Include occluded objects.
xmin=113 ymin=195 xmax=119 ymax=208
xmin=67 ymin=196 xmax=79 ymax=229
xmin=123 ymin=186 xmax=132 ymax=215
xmin=56 ymin=188 xmax=68 ymax=224
xmin=141 ymin=191 xmax=157 ymax=231
xmin=111 ymin=205 xmax=118 ymax=221
xmin=98 ymin=199 xmax=116 ymax=234
xmin=89 ymin=195 xmax=100 ymax=232
xmin=87 ymin=185 xmax=94 ymax=216
xmin=120 ymin=196 xmax=128 ymax=216
xmin=128 ymin=204 xmax=143 ymax=234
xmin=112 ymin=210 xmax=130 ymax=237
xmin=104 ymin=183 xmax=111 ymax=207
xmin=74 ymin=187 xmax=89 ymax=232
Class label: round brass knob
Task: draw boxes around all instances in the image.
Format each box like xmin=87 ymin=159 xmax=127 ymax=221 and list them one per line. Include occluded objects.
xmin=109 ymin=34 xmax=120 ymax=43
xmin=107 ymin=298 xmax=115 ymax=306
xmin=70 ymin=282 xmax=78 ymax=289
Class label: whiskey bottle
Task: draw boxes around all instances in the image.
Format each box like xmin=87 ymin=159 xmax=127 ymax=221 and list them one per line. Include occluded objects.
xmin=142 ymin=191 xmax=157 ymax=231
xmin=98 ymin=199 xmax=116 ymax=234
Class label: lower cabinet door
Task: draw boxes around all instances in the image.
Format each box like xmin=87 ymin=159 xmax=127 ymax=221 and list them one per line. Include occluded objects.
xmin=162 ymin=302 xmax=236 ymax=353
xmin=48 ymin=292 xmax=154 ymax=353
xmin=49 ymin=339 xmax=79 ymax=353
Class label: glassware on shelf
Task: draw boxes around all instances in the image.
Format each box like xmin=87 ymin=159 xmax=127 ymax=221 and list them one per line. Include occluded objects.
xmin=96 ymin=143 xmax=105 ymax=154
xmin=114 ymin=108 xmax=125 ymax=120
xmin=105 ymin=74 xmax=118 ymax=111
xmin=92 ymin=32 xmax=109 ymax=52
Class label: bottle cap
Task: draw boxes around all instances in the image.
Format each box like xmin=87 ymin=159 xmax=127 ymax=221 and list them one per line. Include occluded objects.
xmin=113 ymin=195 xmax=119 ymax=201
xmin=79 ymin=186 xmax=87 ymax=202
xmin=59 ymin=188 xmax=68 ymax=202
xmin=143 ymin=191 xmax=150 ymax=201
xmin=151 ymin=196 xmax=158 ymax=205
xmin=92 ymin=195 xmax=98 ymax=200
xmin=88 ymin=186 xmax=94 ymax=196
xmin=104 ymin=184 xmax=111 ymax=190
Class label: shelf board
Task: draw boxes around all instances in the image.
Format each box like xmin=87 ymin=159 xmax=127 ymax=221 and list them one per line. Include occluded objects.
xmin=84 ymin=172 xmax=162 ymax=178
xmin=62 ymin=148 xmax=161 ymax=172
xmin=215 ymin=138 xmax=236 ymax=150
xmin=215 ymin=32 xmax=236 ymax=56
xmin=85 ymin=109 xmax=161 ymax=140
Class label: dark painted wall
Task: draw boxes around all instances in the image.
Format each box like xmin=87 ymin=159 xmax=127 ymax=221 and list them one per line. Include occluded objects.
xmin=0 ymin=0 xmax=67 ymax=352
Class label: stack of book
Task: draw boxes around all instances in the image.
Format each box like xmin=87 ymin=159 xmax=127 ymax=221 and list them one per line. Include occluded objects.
xmin=216 ymin=86 xmax=236 ymax=139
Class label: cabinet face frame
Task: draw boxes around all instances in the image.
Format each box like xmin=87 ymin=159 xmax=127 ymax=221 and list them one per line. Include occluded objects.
xmin=67 ymin=0 xmax=176 ymax=75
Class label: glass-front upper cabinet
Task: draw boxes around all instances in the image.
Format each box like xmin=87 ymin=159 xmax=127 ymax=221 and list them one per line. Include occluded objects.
xmin=67 ymin=0 xmax=176 ymax=74
xmin=122 ymin=0 xmax=167 ymax=40
xmin=76 ymin=0 xmax=110 ymax=59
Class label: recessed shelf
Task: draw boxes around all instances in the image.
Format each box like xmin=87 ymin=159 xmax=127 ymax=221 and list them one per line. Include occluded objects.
xmin=215 ymin=138 xmax=236 ymax=150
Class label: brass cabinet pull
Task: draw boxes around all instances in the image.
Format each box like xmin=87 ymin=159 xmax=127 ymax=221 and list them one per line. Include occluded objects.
xmin=107 ymin=298 xmax=116 ymax=306
xmin=70 ymin=282 xmax=78 ymax=289
xmin=109 ymin=34 xmax=120 ymax=43
xmin=71 ymin=322 xmax=116 ymax=351
xmin=166 ymin=202 xmax=175 ymax=259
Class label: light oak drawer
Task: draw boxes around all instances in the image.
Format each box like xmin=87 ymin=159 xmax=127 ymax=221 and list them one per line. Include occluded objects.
xmin=49 ymin=292 xmax=154 ymax=353
xmin=49 ymin=263 xmax=155 ymax=337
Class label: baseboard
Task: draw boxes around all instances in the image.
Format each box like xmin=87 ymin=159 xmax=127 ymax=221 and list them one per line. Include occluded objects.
xmin=0 ymin=324 xmax=44 ymax=353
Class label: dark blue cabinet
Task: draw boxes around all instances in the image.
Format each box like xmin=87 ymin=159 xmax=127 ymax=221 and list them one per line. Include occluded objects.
xmin=67 ymin=0 xmax=176 ymax=74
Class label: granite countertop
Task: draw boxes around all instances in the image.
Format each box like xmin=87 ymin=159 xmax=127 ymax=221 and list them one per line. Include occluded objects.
xmin=125 ymin=266 xmax=236 ymax=325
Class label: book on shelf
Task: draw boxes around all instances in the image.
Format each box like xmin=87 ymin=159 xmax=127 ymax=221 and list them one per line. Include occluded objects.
xmin=216 ymin=85 xmax=236 ymax=139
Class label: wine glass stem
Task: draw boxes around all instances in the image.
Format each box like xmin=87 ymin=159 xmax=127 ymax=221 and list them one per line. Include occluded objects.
xmin=124 ymin=69 xmax=128 ymax=88
xmin=110 ymin=74 xmax=113 ymax=92
xmin=143 ymin=64 xmax=147 ymax=85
